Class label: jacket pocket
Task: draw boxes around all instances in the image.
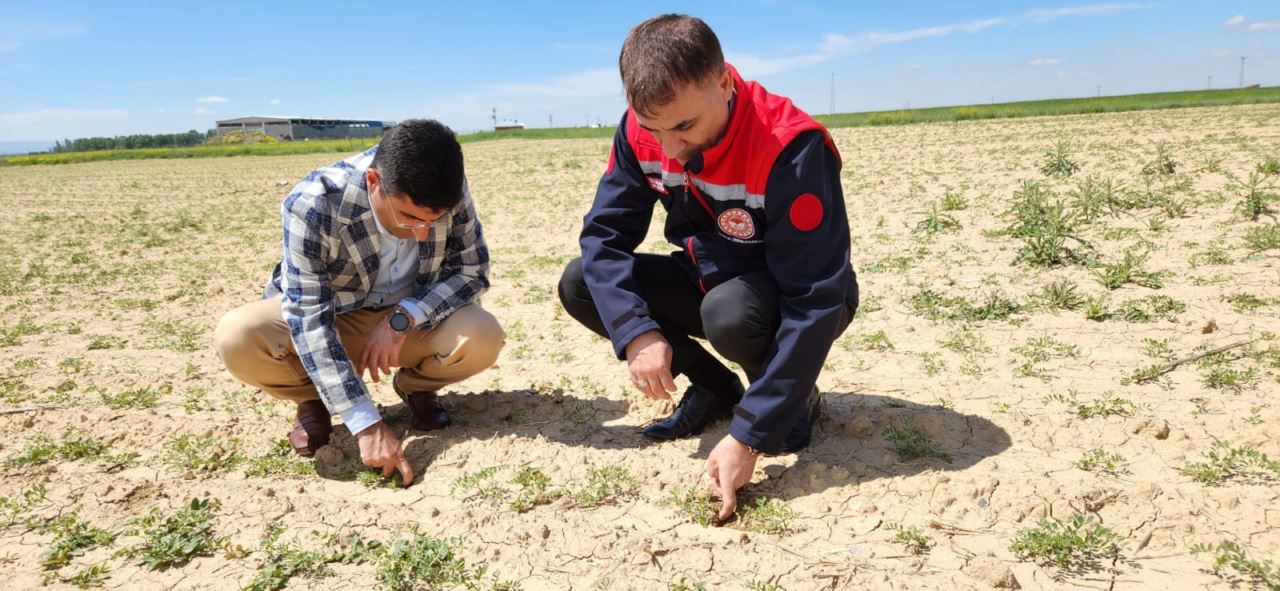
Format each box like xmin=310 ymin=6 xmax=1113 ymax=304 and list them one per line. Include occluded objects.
xmin=685 ymin=233 xmax=766 ymax=293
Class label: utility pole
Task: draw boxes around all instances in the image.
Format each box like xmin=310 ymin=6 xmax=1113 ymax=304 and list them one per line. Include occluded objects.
xmin=491 ymin=107 xmax=497 ymax=128
xmin=1240 ymin=56 xmax=1247 ymax=88
xmin=1096 ymin=85 xmax=1101 ymax=98
xmin=548 ymin=114 xmax=553 ymax=128
xmin=829 ymin=72 xmax=835 ymax=115
xmin=1207 ymin=75 xmax=1212 ymax=90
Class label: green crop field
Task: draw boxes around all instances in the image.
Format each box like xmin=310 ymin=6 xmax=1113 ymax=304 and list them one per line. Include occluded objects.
xmin=4 ymin=86 xmax=1278 ymax=167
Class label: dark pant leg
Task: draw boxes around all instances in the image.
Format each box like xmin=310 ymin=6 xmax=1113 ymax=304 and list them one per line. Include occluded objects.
xmin=700 ymin=272 xmax=856 ymax=382
xmin=557 ymin=256 xmax=738 ymax=389
xmin=699 ymin=272 xmax=780 ymax=382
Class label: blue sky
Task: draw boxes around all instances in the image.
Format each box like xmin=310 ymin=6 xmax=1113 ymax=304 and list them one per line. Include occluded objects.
xmin=1 ymin=1 xmax=1277 ymax=142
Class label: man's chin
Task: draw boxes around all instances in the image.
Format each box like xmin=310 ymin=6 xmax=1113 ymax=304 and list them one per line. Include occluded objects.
xmin=676 ymin=150 xmax=703 ymax=166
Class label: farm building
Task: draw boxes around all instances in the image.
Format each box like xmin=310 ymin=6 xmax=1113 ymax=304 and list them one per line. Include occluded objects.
xmin=213 ymin=116 xmax=393 ymax=140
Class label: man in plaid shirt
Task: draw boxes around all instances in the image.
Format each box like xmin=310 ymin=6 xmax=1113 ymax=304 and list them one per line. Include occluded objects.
xmin=214 ymin=119 xmax=504 ymax=485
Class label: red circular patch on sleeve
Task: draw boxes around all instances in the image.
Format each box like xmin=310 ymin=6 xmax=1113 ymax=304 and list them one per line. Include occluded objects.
xmin=789 ymin=193 xmax=824 ymax=232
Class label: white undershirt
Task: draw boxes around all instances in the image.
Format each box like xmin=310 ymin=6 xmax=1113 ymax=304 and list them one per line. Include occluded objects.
xmin=366 ymin=205 xmax=421 ymax=309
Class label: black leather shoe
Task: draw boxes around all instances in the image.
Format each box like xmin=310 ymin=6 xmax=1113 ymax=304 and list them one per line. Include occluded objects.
xmin=778 ymin=387 xmax=822 ymax=454
xmin=642 ymin=381 xmax=744 ymax=442
xmin=394 ymin=385 xmax=451 ymax=431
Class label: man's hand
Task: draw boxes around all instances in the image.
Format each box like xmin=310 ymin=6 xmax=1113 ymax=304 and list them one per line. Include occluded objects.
xmin=355 ymin=421 xmax=414 ymax=487
xmin=706 ymin=434 xmax=758 ymax=522
xmin=357 ymin=312 xmax=407 ymax=383
xmin=624 ymin=330 xmax=676 ymax=400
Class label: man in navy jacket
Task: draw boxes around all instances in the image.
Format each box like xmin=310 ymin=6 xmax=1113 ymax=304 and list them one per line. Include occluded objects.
xmin=558 ymin=14 xmax=858 ymax=519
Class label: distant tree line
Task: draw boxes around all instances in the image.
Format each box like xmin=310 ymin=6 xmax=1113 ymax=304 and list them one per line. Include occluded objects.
xmin=51 ymin=130 xmax=213 ymax=152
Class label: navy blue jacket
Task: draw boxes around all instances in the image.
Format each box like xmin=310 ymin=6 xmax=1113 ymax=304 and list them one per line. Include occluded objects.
xmin=579 ymin=67 xmax=858 ymax=453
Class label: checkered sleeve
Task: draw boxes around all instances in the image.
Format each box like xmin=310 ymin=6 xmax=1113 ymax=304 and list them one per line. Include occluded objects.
xmin=401 ymin=181 xmax=490 ymax=331
xmin=280 ymin=181 xmax=370 ymax=416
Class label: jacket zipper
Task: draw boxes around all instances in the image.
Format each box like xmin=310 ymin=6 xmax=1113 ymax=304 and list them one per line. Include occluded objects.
xmin=685 ymin=236 xmax=708 ymax=294
xmin=684 ymin=171 xmax=715 ymax=219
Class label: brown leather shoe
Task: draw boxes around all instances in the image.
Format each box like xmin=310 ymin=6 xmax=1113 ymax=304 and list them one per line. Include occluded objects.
xmin=394 ymin=385 xmax=451 ymax=431
xmin=289 ymin=400 xmax=332 ymax=457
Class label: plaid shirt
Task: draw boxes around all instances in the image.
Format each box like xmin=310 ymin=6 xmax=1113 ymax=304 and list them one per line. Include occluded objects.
xmin=262 ymin=147 xmax=490 ymax=415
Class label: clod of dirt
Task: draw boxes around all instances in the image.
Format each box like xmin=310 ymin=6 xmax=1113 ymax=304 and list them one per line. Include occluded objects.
xmin=1201 ymin=319 xmax=1217 ymax=334
xmin=844 ymin=415 xmax=875 ymax=438
xmin=967 ymin=556 xmax=1020 ymax=588
xmin=539 ymin=524 xmax=550 ymax=540
xmin=313 ymin=445 xmax=344 ymax=465
xmin=915 ymin=414 xmax=946 ymax=440
xmin=1152 ymin=420 xmax=1170 ymax=440
xmin=463 ymin=395 xmax=490 ymax=413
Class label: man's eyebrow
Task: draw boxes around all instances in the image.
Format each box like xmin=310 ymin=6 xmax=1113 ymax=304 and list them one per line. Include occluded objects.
xmin=638 ymin=117 xmax=697 ymax=133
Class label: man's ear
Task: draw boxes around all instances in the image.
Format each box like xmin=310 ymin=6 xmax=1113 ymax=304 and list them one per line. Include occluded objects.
xmin=716 ymin=67 xmax=733 ymax=99
xmin=365 ymin=167 xmax=381 ymax=193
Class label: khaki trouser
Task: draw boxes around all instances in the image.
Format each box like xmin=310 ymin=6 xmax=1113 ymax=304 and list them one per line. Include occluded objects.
xmin=213 ymin=297 xmax=505 ymax=405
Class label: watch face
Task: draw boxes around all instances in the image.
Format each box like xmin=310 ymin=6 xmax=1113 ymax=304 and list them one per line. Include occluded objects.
xmin=390 ymin=312 xmax=411 ymax=332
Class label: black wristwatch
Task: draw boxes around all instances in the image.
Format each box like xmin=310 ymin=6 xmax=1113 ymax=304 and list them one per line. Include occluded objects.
xmin=388 ymin=307 xmax=412 ymax=333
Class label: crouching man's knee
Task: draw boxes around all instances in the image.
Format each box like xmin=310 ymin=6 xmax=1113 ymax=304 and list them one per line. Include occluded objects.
xmin=212 ymin=305 xmax=256 ymax=373
xmin=449 ymin=305 xmax=506 ymax=374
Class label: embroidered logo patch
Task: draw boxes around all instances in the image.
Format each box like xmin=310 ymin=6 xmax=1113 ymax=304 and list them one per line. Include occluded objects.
xmin=789 ymin=193 xmax=824 ymax=232
xmin=646 ymin=176 xmax=669 ymax=195
xmin=717 ymin=208 xmax=756 ymax=239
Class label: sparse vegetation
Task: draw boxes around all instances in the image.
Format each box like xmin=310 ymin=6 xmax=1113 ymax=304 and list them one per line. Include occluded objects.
xmin=39 ymin=514 xmax=116 ymax=570
xmin=1180 ymin=440 xmax=1280 ymax=485
xmin=1004 ymin=181 xmax=1092 ymax=267
xmin=886 ymin=522 xmax=934 ymax=554
xmin=739 ymin=498 xmax=799 ymax=535
xmin=1010 ymin=513 xmax=1123 ymax=569
xmin=124 ymin=498 xmax=224 ymax=570
xmin=4 ymin=430 xmax=109 ymax=468
xmin=884 ymin=423 xmax=952 ymax=463
xmin=1045 ymin=390 xmax=1143 ymax=418
xmin=163 ymin=434 xmax=244 ymax=473
xmin=664 ymin=485 xmax=718 ymax=527
xmin=1191 ymin=539 xmax=1279 ymax=590
xmin=1040 ymin=141 xmax=1080 ymax=178
xmin=1075 ymin=449 xmax=1127 ymax=474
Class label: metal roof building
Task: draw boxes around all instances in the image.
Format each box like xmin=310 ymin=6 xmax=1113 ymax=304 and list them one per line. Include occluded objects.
xmin=214 ymin=116 xmax=393 ymax=140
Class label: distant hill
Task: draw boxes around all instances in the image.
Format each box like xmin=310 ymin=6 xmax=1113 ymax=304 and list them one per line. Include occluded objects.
xmin=0 ymin=141 xmax=55 ymax=156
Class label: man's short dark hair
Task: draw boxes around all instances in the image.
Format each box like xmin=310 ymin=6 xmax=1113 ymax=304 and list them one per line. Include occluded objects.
xmin=371 ymin=118 xmax=464 ymax=211
xmin=619 ymin=14 xmax=725 ymax=118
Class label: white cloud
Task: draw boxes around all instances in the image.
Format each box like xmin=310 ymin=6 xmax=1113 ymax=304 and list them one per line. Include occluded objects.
xmin=728 ymin=3 xmax=1153 ymax=78
xmin=196 ymin=96 xmax=229 ymax=104
xmin=193 ymin=107 xmax=215 ymax=115
xmin=0 ymin=108 xmax=126 ymax=125
xmin=270 ymin=98 xmax=282 ymax=105
xmin=1025 ymin=3 xmax=1154 ymax=23
xmin=0 ymin=20 xmax=87 ymax=52
xmin=1029 ymin=57 xmax=1062 ymax=66
xmin=484 ymin=68 xmax=620 ymax=98
xmin=1224 ymin=15 xmax=1280 ymax=31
